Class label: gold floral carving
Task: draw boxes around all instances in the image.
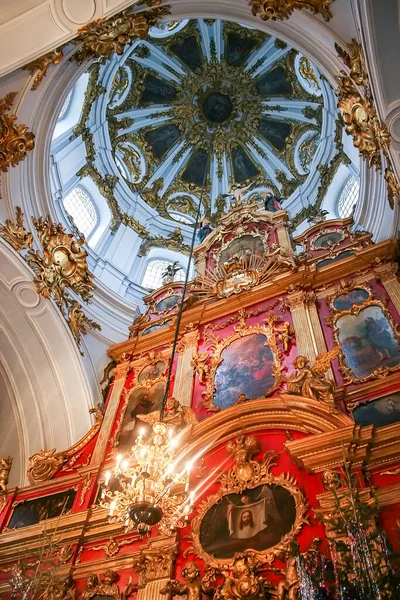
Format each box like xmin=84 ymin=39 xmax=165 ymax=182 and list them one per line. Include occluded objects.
xmin=336 ymin=39 xmax=400 ymax=205
xmin=134 ymin=543 xmax=178 ymax=584
xmin=27 ymin=407 xmax=103 ymax=484
xmin=90 ymin=536 xmax=135 ymax=558
xmin=249 ymin=0 xmax=333 ymax=22
xmin=192 ymin=311 xmax=288 ymax=412
xmin=0 ymin=93 xmax=35 ymax=172
xmin=191 ymin=435 xmax=308 ymax=567
xmin=79 ymin=473 xmax=93 ymax=506
xmin=72 ymin=7 xmax=169 ymax=64
xmin=0 ymin=208 xmax=100 ymax=352
xmin=24 ymin=49 xmax=63 ymax=90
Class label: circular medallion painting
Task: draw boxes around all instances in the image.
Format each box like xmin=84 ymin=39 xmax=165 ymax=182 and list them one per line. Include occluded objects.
xmin=154 ymin=294 xmax=180 ymax=313
xmin=199 ymin=484 xmax=296 ymax=559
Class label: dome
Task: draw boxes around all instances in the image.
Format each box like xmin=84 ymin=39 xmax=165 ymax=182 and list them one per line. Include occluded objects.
xmin=50 ymin=17 xmax=356 ymax=308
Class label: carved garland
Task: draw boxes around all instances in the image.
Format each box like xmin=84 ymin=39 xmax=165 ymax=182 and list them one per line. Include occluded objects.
xmin=191 ymin=438 xmax=308 ymax=567
xmin=0 ymin=208 xmax=100 ymax=353
xmin=192 ymin=312 xmax=289 ymax=412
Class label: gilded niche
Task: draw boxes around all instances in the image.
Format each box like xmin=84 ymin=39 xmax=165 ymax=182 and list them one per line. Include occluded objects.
xmin=0 ymin=93 xmax=35 ymax=172
xmin=191 ymin=436 xmax=308 ymax=566
xmin=0 ymin=208 xmax=100 ymax=352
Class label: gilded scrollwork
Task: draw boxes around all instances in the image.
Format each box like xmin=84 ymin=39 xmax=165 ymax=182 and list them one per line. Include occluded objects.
xmin=0 ymin=209 xmax=100 ymax=352
xmin=191 ymin=435 xmax=308 ymax=567
xmin=138 ymin=227 xmax=190 ymax=257
xmin=24 ymin=49 xmax=64 ymax=90
xmin=27 ymin=407 xmax=102 ymax=484
xmin=0 ymin=92 xmax=35 ymax=172
xmin=193 ymin=311 xmax=292 ymax=411
xmin=249 ymin=0 xmax=333 ymax=22
xmin=72 ymin=7 xmax=169 ymax=64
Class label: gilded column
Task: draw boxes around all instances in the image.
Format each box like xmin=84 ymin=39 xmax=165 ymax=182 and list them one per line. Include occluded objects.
xmin=172 ymin=325 xmax=199 ymax=407
xmin=375 ymin=263 xmax=400 ymax=316
xmin=274 ymin=211 xmax=292 ymax=251
xmin=91 ymin=360 xmax=130 ymax=464
xmin=136 ymin=540 xmax=177 ymax=600
xmin=287 ymin=291 xmax=317 ymax=361
xmin=287 ymin=290 xmax=333 ymax=379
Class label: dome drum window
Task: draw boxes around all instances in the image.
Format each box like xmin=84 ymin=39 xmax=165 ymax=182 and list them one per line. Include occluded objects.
xmin=63 ymin=187 xmax=98 ymax=238
xmin=338 ymin=176 xmax=360 ymax=219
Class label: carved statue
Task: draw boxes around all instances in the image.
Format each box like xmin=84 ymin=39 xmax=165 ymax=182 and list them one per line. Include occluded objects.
xmin=0 ymin=456 xmax=12 ymax=494
xmin=191 ymin=351 xmax=210 ymax=384
xmin=268 ymin=244 xmax=297 ymax=270
xmin=160 ymin=562 xmax=214 ymax=600
xmin=162 ymin=261 xmax=182 ymax=284
xmin=275 ymin=321 xmax=295 ymax=353
xmin=198 ymin=219 xmax=213 ymax=243
xmin=137 ymin=396 xmax=198 ymax=430
xmin=264 ymin=192 xmax=283 ymax=212
xmin=82 ymin=570 xmax=134 ymax=600
xmin=216 ymin=554 xmax=270 ymax=599
xmin=277 ymin=553 xmax=299 ymax=600
xmin=287 ymin=347 xmax=340 ymax=406
xmin=224 ymin=183 xmax=253 ymax=205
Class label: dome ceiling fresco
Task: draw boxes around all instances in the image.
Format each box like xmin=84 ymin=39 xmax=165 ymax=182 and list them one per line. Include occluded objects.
xmin=59 ymin=18 xmax=343 ymax=246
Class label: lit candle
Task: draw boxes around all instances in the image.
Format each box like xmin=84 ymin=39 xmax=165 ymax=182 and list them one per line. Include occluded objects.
xmin=122 ymin=460 xmax=128 ymax=473
xmin=104 ymin=471 xmax=111 ymax=486
xmin=116 ymin=454 xmax=122 ymax=469
xmin=109 ymin=500 xmax=116 ymax=516
xmin=189 ymin=491 xmax=195 ymax=505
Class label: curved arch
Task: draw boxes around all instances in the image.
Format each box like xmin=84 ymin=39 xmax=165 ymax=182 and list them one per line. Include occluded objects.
xmin=175 ymin=394 xmax=353 ymax=465
xmin=0 ymin=239 xmax=94 ymax=485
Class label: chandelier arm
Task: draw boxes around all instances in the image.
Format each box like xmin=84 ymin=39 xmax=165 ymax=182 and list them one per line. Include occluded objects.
xmin=161 ymin=136 xmax=213 ymax=418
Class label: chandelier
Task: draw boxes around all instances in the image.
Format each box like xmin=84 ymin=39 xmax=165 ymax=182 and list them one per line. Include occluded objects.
xmin=101 ymin=422 xmax=194 ymax=535
xmin=100 ymin=144 xmax=212 ymax=536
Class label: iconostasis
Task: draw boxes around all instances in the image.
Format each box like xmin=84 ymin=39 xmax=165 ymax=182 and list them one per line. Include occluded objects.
xmin=1 ymin=203 xmax=400 ymax=598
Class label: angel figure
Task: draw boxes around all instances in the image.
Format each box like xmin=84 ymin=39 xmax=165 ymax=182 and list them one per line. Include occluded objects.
xmin=191 ymin=351 xmax=210 ymax=385
xmin=275 ymin=322 xmax=295 ymax=353
xmin=223 ymin=183 xmax=253 ymax=204
xmin=215 ymin=554 xmax=269 ymax=600
xmin=268 ymin=244 xmax=297 ymax=270
xmin=0 ymin=456 xmax=12 ymax=494
xmin=276 ymin=553 xmax=299 ymax=600
xmin=287 ymin=347 xmax=340 ymax=407
xmin=160 ymin=562 xmax=214 ymax=600
xmin=137 ymin=397 xmax=197 ymax=430
xmin=162 ymin=261 xmax=182 ymax=284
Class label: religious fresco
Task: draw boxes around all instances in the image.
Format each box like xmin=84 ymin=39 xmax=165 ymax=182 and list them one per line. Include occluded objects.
xmin=317 ymin=250 xmax=354 ymax=269
xmin=213 ymin=334 xmax=275 ymax=409
xmin=154 ymin=294 xmax=180 ymax=313
xmin=219 ymin=234 xmax=265 ymax=264
xmin=144 ymin=124 xmax=181 ymax=159
xmin=140 ymin=320 xmax=171 ymax=336
xmin=7 ymin=489 xmax=76 ymax=529
xmin=117 ymin=381 xmax=166 ymax=452
xmin=337 ymin=305 xmax=400 ymax=380
xmin=137 ymin=360 xmax=167 ymax=383
xmin=231 ymin=146 xmax=259 ymax=183
xmin=199 ymin=484 xmax=296 ymax=559
xmin=333 ymin=288 xmax=370 ymax=311
xmin=353 ymin=392 xmax=400 ymax=428
xmin=313 ymin=231 xmax=343 ymax=249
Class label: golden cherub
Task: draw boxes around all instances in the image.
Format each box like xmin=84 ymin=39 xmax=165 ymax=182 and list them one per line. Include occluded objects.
xmin=161 ymin=562 xmax=214 ymax=600
xmin=0 ymin=456 xmax=12 ymax=494
xmin=287 ymin=347 xmax=340 ymax=407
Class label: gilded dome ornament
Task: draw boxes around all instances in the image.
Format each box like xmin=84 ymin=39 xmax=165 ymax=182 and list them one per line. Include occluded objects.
xmin=0 ymin=92 xmax=35 ymax=172
xmin=249 ymin=0 xmax=334 ymax=22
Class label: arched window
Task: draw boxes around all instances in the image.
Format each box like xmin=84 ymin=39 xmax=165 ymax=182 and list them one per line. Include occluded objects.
xmin=337 ymin=176 xmax=360 ymax=218
xmin=63 ymin=187 xmax=98 ymax=238
xmin=142 ymin=259 xmax=185 ymax=290
xmin=58 ymin=89 xmax=73 ymax=121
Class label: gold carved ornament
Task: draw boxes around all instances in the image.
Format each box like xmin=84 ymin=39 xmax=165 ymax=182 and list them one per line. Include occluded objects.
xmin=0 ymin=208 xmax=100 ymax=353
xmin=0 ymin=456 xmax=12 ymax=495
xmin=89 ymin=536 xmax=136 ymax=559
xmin=0 ymin=93 xmax=35 ymax=173
xmin=192 ymin=311 xmax=290 ymax=412
xmin=72 ymin=6 xmax=170 ymax=64
xmin=249 ymin=0 xmax=334 ymax=22
xmin=23 ymin=49 xmax=63 ymax=90
xmin=336 ymin=40 xmax=400 ymax=206
xmin=27 ymin=407 xmax=103 ymax=484
xmin=81 ymin=570 xmax=134 ymax=600
xmin=190 ymin=435 xmax=308 ymax=567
